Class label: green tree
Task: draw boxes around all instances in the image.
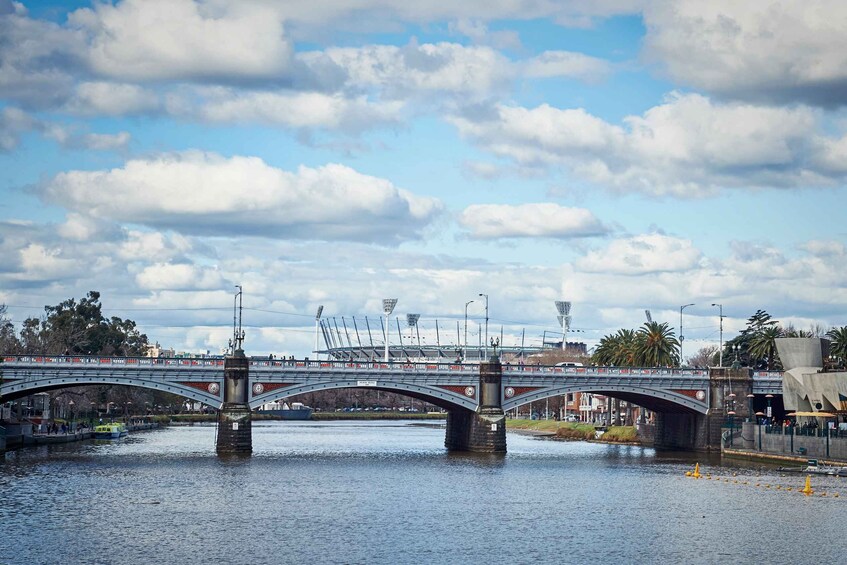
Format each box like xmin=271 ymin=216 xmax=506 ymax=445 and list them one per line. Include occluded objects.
xmin=593 ymin=329 xmax=638 ymax=366
xmin=748 ymin=325 xmax=785 ymax=370
xmin=0 ymin=304 xmax=21 ymax=354
xmin=826 ymin=326 xmax=847 ymax=366
xmin=635 ymin=321 xmax=680 ymax=367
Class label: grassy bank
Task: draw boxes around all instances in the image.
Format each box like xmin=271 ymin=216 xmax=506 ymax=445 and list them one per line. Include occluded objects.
xmin=506 ymin=419 xmax=643 ymax=443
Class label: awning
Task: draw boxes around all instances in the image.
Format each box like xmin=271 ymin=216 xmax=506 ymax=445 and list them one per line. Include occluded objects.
xmin=787 ymin=411 xmax=837 ymax=417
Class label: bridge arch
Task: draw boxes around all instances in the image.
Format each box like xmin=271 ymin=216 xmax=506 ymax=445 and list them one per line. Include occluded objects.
xmin=249 ymin=380 xmax=478 ymax=412
xmin=502 ymin=384 xmax=708 ymax=415
xmin=1 ymin=376 xmax=223 ymax=409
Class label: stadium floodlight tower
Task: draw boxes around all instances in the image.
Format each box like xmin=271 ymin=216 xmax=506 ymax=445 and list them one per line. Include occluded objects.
xmin=407 ymin=313 xmax=420 ymax=338
xmin=645 ymin=309 xmax=652 ymax=323
xmin=314 ymin=305 xmax=324 ymax=361
xmin=383 ymin=298 xmax=398 ymax=362
xmin=555 ymin=301 xmax=571 ymax=351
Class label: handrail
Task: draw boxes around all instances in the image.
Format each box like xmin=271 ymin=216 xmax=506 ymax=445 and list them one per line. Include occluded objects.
xmin=0 ymin=354 xmax=769 ymax=377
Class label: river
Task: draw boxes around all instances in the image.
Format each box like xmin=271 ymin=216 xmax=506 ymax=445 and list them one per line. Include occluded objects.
xmin=1 ymin=421 xmax=844 ymax=564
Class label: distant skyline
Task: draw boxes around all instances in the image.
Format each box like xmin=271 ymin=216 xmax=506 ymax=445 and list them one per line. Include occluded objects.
xmin=2 ymin=0 xmax=846 ymax=357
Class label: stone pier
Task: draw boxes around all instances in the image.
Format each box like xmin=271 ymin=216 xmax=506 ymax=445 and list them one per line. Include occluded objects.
xmin=654 ymin=367 xmax=752 ymax=451
xmin=444 ymin=355 xmax=507 ymax=453
xmin=216 ymin=350 xmax=252 ymax=455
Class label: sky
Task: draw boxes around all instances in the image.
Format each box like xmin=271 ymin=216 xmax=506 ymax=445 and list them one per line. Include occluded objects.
xmin=1 ymin=0 xmax=847 ymax=359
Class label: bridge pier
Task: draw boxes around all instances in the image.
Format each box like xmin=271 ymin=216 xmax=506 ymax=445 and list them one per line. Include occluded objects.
xmin=444 ymin=356 xmax=506 ymax=453
xmin=216 ymin=351 xmax=252 ymax=455
xmin=654 ymin=367 xmax=752 ymax=451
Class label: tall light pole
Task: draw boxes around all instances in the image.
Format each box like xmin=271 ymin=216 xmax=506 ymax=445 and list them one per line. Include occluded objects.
xmin=711 ymin=303 xmax=723 ymax=367
xmin=679 ymin=303 xmax=694 ymax=366
xmin=478 ymin=293 xmax=489 ymax=358
xmin=382 ymin=298 xmax=398 ymax=363
xmin=555 ymin=301 xmax=571 ymax=352
xmin=314 ymin=305 xmax=324 ymax=361
xmin=464 ymin=300 xmax=474 ymax=361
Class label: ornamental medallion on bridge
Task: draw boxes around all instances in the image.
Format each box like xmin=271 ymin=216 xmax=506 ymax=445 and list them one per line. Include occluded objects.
xmin=437 ymin=385 xmax=476 ymax=399
xmin=178 ymin=382 xmax=222 ymax=396
xmin=505 ymin=386 xmax=542 ymax=399
xmin=672 ymin=389 xmax=707 ymax=402
xmin=251 ymin=382 xmax=294 ymax=396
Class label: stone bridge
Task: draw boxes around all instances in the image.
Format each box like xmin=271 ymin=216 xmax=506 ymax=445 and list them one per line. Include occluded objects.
xmin=1 ymin=354 xmax=783 ymax=455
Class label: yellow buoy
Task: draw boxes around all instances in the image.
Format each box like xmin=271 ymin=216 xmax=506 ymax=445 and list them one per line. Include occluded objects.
xmin=801 ymin=475 xmax=814 ymax=496
xmin=786 ymin=487 xmax=793 ymax=491
xmin=692 ymin=463 xmax=701 ymax=479
xmin=833 ymin=493 xmax=839 ymax=498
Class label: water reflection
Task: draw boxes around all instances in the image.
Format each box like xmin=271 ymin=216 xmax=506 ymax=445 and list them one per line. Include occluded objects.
xmin=1 ymin=421 xmax=845 ymax=565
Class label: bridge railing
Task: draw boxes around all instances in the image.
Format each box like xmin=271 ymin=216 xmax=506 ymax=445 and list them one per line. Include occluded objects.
xmin=2 ymin=355 xmax=225 ymax=367
xmin=1 ymin=355 xmax=783 ymax=379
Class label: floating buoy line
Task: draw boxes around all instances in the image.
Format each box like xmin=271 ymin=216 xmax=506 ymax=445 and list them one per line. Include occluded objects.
xmin=684 ymin=464 xmax=841 ymax=498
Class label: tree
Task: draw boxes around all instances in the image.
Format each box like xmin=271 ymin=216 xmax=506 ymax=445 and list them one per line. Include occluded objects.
xmin=635 ymin=321 xmax=680 ymax=367
xmin=16 ymin=291 xmax=148 ymax=356
xmin=826 ymin=326 xmax=847 ymax=366
xmin=0 ymin=304 xmax=21 ymax=354
xmin=748 ymin=325 xmax=785 ymax=369
xmin=688 ymin=345 xmax=719 ymax=368
xmin=593 ymin=329 xmax=638 ymax=366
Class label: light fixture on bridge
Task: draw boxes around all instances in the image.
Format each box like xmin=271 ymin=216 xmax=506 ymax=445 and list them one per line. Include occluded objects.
xmin=679 ymin=303 xmax=694 ymax=366
xmin=382 ymin=298 xmax=398 ymax=362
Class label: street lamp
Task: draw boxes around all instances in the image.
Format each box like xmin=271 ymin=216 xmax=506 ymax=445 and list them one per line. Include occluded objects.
xmin=314 ymin=305 xmax=324 ymax=361
xmin=464 ymin=300 xmax=474 ymax=361
xmin=68 ymin=400 xmax=75 ymax=432
xmin=765 ymin=394 xmax=773 ymax=423
xmin=679 ymin=303 xmax=695 ymax=365
xmin=382 ymin=298 xmax=398 ymax=363
xmin=711 ymin=303 xmax=723 ymax=367
xmin=746 ymin=393 xmax=754 ymax=423
xmin=478 ymin=293 xmax=489 ymax=359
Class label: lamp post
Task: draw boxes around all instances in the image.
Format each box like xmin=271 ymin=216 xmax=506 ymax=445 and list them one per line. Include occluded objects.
xmin=464 ymin=300 xmax=474 ymax=361
xmin=711 ymin=303 xmax=723 ymax=367
xmin=478 ymin=293 xmax=489 ymax=359
xmin=68 ymin=400 xmax=75 ymax=433
xmin=382 ymin=298 xmax=398 ymax=363
xmin=755 ymin=411 xmax=765 ymax=450
xmin=727 ymin=410 xmax=736 ymax=447
xmin=679 ymin=303 xmax=694 ymax=366
xmin=765 ymin=394 xmax=773 ymax=424
xmin=314 ymin=305 xmax=324 ymax=361
xmin=746 ymin=393 xmax=754 ymax=423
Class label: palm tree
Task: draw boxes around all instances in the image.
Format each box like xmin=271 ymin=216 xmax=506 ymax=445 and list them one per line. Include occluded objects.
xmin=748 ymin=325 xmax=785 ymax=369
xmin=635 ymin=321 xmax=680 ymax=367
xmin=826 ymin=326 xmax=847 ymax=366
xmin=592 ymin=329 xmax=638 ymax=366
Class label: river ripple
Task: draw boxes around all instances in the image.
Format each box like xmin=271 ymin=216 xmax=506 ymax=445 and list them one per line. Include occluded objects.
xmin=1 ymin=421 xmax=844 ymax=564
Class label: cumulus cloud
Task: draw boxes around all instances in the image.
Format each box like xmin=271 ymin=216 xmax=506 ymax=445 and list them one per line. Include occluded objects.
xmin=189 ymin=88 xmax=404 ymax=131
xmin=0 ymin=106 xmax=34 ymax=151
xmin=577 ymin=233 xmax=702 ymax=275
xmin=68 ymin=0 xmax=293 ymax=82
xmin=136 ymin=263 xmax=225 ymax=291
xmin=450 ymin=92 xmax=847 ymax=196
xmin=459 ymin=203 xmax=610 ymax=239
xmin=65 ymin=82 xmax=160 ymax=116
xmin=36 ymin=151 xmax=444 ymax=244
xmin=643 ymin=0 xmax=847 ymax=106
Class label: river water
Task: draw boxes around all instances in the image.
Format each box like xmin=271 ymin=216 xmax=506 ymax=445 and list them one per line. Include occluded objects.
xmin=1 ymin=421 xmax=844 ymax=564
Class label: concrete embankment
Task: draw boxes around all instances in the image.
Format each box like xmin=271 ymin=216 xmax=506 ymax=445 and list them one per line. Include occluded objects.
xmin=2 ymin=422 xmax=160 ymax=450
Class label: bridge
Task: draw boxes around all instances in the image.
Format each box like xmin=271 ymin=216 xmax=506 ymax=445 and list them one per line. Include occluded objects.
xmin=1 ymin=354 xmax=783 ymax=454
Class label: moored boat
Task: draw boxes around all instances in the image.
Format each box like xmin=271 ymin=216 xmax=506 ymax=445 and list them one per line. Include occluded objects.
xmin=94 ymin=423 xmax=128 ymax=439
xmin=257 ymin=401 xmax=314 ymax=420
xmin=778 ymin=459 xmax=847 ymax=477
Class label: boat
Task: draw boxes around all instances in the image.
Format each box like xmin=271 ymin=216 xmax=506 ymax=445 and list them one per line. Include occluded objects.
xmin=257 ymin=401 xmax=314 ymax=420
xmin=777 ymin=459 xmax=847 ymax=477
xmin=94 ymin=422 xmax=128 ymax=439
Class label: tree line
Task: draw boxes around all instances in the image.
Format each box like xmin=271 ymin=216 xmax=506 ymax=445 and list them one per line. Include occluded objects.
xmin=590 ymin=310 xmax=847 ymax=370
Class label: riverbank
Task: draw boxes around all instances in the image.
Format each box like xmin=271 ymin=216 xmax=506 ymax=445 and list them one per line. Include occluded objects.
xmin=506 ymin=419 xmax=643 ymax=445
